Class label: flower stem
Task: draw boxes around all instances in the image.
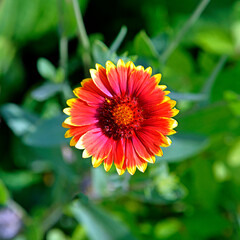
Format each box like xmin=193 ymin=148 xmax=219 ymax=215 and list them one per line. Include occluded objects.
xmin=161 ymin=0 xmax=211 ymax=63
xmin=72 ymin=0 xmax=91 ymax=74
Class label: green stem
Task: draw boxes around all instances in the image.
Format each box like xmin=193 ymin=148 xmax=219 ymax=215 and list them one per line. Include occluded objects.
xmin=60 ymin=36 xmax=68 ymax=81
xmin=201 ymin=55 xmax=228 ymax=97
xmin=161 ymin=0 xmax=211 ymax=63
xmin=72 ymin=0 xmax=91 ymax=74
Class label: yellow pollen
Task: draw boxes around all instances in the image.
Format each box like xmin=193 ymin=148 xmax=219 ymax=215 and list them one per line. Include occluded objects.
xmin=112 ymin=104 xmax=134 ymax=126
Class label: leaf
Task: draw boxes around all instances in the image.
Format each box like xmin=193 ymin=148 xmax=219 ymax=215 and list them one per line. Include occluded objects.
xmin=133 ymin=31 xmax=159 ymax=58
xmin=31 ymin=82 xmax=62 ymax=101
xmin=159 ymin=134 xmax=209 ymax=162
xmin=177 ymin=103 xmax=236 ymax=136
xmin=0 ymin=36 xmax=16 ymax=75
xmin=228 ymin=139 xmax=240 ymax=167
xmin=0 ymin=103 xmax=39 ymax=136
xmin=23 ymin=114 xmax=68 ymax=147
xmin=71 ymin=200 xmax=137 ymax=240
xmin=194 ymin=26 xmax=234 ymax=55
xmin=0 ymin=170 xmax=41 ymax=190
xmin=37 ymin=58 xmax=56 ymax=81
xmin=92 ymin=40 xmax=117 ymax=65
xmin=0 ymin=179 xmax=9 ymax=205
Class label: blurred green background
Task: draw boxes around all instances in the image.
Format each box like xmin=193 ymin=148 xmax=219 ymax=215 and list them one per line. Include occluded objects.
xmin=1 ymin=0 xmax=240 ymax=239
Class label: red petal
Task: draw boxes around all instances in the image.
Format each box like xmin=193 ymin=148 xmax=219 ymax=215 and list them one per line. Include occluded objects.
xmin=135 ymin=128 xmax=167 ymax=156
xmin=76 ymin=128 xmax=112 ymax=161
xmin=143 ymin=117 xmax=178 ymax=135
xmin=117 ymin=59 xmax=128 ymax=95
xmin=90 ymin=65 xmax=113 ymax=97
xmin=81 ymin=78 xmax=107 ymax=97
xmin=139 ymin=87 xmax=165 ymax=108
xmin=106 ymin=61 xmax=121 ymax=95
xmin=104 ymin=151 xmax=113 ymax=172
xmin=113 ymin=139 xmax=125 ymax=169
xmin=73 ymin=87 xmax=104 ymax=106
xmin=132 ymin=134 xmax=155 ymax=163
xmin=146 ymin=100 xmax=177 ymax=118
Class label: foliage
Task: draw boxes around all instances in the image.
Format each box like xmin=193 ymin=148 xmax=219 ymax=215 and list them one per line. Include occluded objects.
xmin=1 ymin=0 xmax=240 ymax=239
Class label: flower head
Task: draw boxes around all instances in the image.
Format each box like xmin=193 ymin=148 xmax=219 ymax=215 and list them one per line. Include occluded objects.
xmin=63 ymin=59 xmax=179 ymax=175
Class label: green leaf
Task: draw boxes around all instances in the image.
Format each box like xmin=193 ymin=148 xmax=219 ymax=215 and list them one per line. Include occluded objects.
xmin=0 ymin=103 xmax=39 ymax=136
xmin=31 ymin=82 xmax=62 ymax=101
xmin=177 ymin=103 xmax=235 ymax=136
xmin=134 ymin=31 xmax=159 ymax=58
xmin=228 ymin=139 xmax=240 ymax=167
xmin=37 ymin=58 xmax=56 ymax=81
xmin=71 ymin=200 xmax=137 ymax=240
xmin=154 ymin=218 xmax=181 ymax=239
xmin=194 ymin=26 xmax=234 ymax=55
xmin=92 ymin=40 xmax=117 ymax=65
xmin=0 ymin=171 xmax=41 ymax=190
xmin=0 ymin=179 xmax=9 ymax=205
xmin=160 ymin=134 xmax=209 ymax=162
xmin=23 ymin=114 xmax=67 ymax=147
xmin=0 ymin=36 xmax=16 ymax=75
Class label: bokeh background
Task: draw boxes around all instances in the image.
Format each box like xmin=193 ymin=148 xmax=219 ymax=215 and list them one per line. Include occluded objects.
xmin=1 ymin=0 xmax=240 ymax=239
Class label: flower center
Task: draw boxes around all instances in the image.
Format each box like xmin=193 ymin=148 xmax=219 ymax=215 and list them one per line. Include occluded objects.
xmin=112 ymin=104 xmax=133 ymax=126
xmin=97 ymin=96 xmax=144 ymax=140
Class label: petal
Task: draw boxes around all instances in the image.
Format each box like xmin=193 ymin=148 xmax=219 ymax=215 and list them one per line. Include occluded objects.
xmin=90 ymin=65 xmax=113 ymax=97
xmin=104 ymin=152 xmax=113 ymax=172
xmin=132 ymin=134 xmax=155 ymax=163
xmin=92 ymin=156 xmax=104 ymax=168
xmin=113 ymin=139 xmax=125 ymax=169
xmin=81 ymin=78 xmax=108 ymax=97
xmin=127 ymin=66 xmax=147 ymax=95
xmin=117 ymin=59 xmax=128 ymax=95
xmin=143 ymin=117 xmax=178 ymax=135
xmin=125 ymin=139 xmax=148 ymax=175
xmin=82 ymin=149 xmax=91 ymax=158
xmin=135 ymin=128 xmax=168 ymax=156
xmin=65 ymin=125 xmax=95 ymax=147
xmin=134 ymin=70 xmax=158 ymax=97
xmin=147 ymin=100 xmax=179 ymax=118
xmin=73 ymin=87 xmax=104 ymax=106
xmin=65 ymin=124 xmax=95 ymax=138
xmin=106 ymin=61 xmax=121 ymax=95
xmin=76 ymin=128 xmax=112 ymax=161
xmin=139 ymin=87 xmax=165 ymax=108
xmin=64 ymin=99 xmax=98 ymax=126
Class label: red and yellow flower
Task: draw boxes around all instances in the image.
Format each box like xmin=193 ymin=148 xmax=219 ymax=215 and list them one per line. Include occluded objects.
xmin=63 ymin=59 xmax=179 ymax=175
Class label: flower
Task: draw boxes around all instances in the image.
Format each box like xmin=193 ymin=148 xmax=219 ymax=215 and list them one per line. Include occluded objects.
xmin=63 ymin=59 xmax=179 ymax=175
